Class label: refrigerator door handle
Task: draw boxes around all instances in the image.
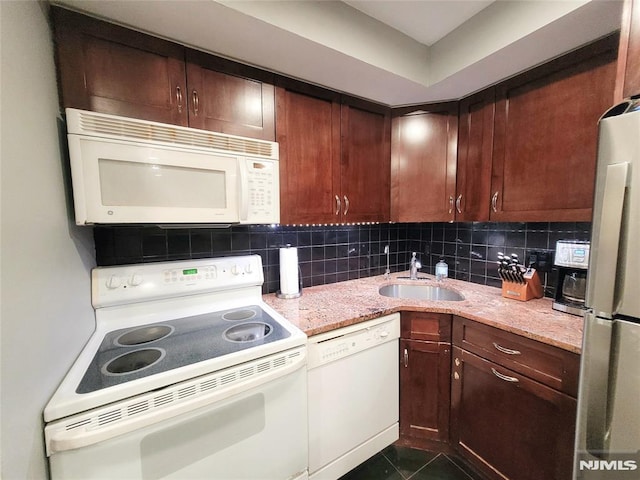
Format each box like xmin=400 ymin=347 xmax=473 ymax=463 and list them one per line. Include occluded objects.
xmin=577 ymin=312 xmax=614 ymax=458
xmin=587 ymin=162 xmax=629 ymax=318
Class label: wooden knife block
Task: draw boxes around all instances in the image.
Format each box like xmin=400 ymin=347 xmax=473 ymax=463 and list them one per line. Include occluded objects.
xmin=501 ymin=269 xmax=543 ymax=302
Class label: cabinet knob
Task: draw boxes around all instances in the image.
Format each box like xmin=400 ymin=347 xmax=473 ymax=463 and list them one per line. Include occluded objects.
xmin=454 ymin=372 xmax=460 ymax=380
xmin=456 ymin=194 xmax=463 ymax=214
xmin=448 ymin=195 xmax=454 ymax=214
xmin=343 ymin=195 xmax=350 ymax=215
xmin=335 ymin=195 xmax=341 ymax=216
xmin=403 ymin=348 xmax=408 ymax=368
xmin=454 ymin=357 xmax=461 ymax=367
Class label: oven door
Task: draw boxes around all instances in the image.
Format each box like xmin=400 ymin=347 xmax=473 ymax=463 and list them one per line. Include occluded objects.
xmin=68 ymin=134 xmax=241 ymax=225
xmin=47 ymin=349 xmax=308 ymax=480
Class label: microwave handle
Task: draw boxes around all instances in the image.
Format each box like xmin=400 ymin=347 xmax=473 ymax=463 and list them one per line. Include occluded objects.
xmin=238 ymin=159 xmax=249 ymax=221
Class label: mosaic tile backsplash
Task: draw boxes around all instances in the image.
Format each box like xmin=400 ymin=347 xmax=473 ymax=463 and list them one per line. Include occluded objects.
xmin=94 ymin=222 xmax=591 ymax=296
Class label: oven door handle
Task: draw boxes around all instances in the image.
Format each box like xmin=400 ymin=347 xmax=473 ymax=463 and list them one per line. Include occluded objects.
xmin=46 ymin=347 xmax=306 ymax=455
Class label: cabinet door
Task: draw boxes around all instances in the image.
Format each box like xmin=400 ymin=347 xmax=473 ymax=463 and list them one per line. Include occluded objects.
xmin=616 ymin=0 xmax=640 ymax=100
xmin=185 ymin=50 xmax=275 ymax=140
xmin=400 ymin=339 xmax=451 ymax=445
xmin=451 ymin=347 xmax=577 ymax=480
xmin=51 ymin=7 xmax=187 ymax=126
xmin=491 ymin=35 xmax=617 ymax=222
xmin=391 ymin=105 xmax=458 ymax=222
xmin=340 ymin=103 xmax=391 ymax=223
xmin=456 ymin=89 xmax=495 ymax=221
xmin=276 ymin=87 xmax=341 ymax=224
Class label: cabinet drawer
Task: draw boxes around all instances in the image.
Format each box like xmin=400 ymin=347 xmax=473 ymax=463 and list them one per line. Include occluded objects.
xmin=453 ymin=316 xmax=579 ymax=396
xmin=451 ymin=347 xmax=577 ymax=480
xmin=401 ymin=312 xmax=451 ymax=342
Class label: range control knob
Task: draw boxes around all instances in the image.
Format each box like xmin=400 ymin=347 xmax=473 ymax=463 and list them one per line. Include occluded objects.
xmin=129 ymin=273 xmax=143 ymax=286
xmin=244 ymin=263 xmax=253 ymax=274
xmin=231 ymin=264 xmax=241 ymax=276
xmin=106 ymin=275 xmax=121 ymax=289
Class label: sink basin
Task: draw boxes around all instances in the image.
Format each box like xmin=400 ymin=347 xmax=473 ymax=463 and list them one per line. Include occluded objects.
xmin=379 ymin=284 xmax=465 ymax=301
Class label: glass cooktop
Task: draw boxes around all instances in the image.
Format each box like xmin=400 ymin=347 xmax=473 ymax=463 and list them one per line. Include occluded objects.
xmin=76 ymin=305 xmax=290 ymax=394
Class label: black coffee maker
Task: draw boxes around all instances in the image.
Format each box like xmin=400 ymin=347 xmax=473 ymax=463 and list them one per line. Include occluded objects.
xmin=553 ymin=240 xmax=590 ymax=316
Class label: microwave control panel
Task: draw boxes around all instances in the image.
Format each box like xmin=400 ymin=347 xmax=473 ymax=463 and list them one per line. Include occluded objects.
xmin=245 ymin=159 xmax=279 ymax=223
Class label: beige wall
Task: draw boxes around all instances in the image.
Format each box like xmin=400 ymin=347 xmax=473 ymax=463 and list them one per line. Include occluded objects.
xmin=0 ymin=1 xmax=95 ymax=478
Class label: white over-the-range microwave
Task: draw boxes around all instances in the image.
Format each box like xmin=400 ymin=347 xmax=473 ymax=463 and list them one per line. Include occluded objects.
xmin=65 ymin=108 xmax=280 ymax=226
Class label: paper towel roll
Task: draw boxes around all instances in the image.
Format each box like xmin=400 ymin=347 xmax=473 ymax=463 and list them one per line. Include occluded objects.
xmin=279 ymin=246 xmax=299 ymax=295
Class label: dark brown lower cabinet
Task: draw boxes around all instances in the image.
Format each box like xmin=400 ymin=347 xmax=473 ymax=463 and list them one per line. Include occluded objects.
xmin=398 ymin=312 xmax=451 ymax=450
xmin=451 ymin=347 xmax=577 ymax=480
xmin=399 ymin=339 xmax=451 ymax=445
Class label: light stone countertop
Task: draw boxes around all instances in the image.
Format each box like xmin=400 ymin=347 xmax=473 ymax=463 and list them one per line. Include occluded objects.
xmin=264 ymin=273 xmax=584 ymax=353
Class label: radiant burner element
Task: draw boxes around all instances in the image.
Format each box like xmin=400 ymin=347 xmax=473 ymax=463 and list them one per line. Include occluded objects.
xmin=222 ymin=309 xmax=257 ymax=321
xmin=225 ymin=322 xmax=272 ymax=342
xmin=102 ymin=348 xmax=166 ymax=375
xmin=116 ymin=325 xmax=174 ymax=346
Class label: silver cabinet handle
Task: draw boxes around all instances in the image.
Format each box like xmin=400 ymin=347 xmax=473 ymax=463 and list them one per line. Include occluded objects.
xmin=192 ymin=90 xmax=199 ymax=116
xmin=491 ymin=367 xmax=519 ymax=383
xmin=403 ymin=348 xmax=408 ymax=368
xmin=491 ymin=191 xmax=499 ymax=212
xmin=176 ymin=86 xmax=183 ymax=113
xmin=343 ymin=195 xmax=349 ymax=215
xmin=456 ymin=194 xmax=462 ymax=214
xmin=493 ymin=342 xmax=521 ymax=355
xmin=448 ymin=195 xmax=454 ymax=214
xmin=335 ymin=195 xmax=341 ymax=216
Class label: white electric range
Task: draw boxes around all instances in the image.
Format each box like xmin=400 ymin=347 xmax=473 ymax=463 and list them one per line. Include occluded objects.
xmin=44 ymin=255 xmax=308 ymax=480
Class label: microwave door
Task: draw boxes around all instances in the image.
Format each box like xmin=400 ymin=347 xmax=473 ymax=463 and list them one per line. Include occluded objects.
xmin=69 ymin=136 xmax=240 ymax=224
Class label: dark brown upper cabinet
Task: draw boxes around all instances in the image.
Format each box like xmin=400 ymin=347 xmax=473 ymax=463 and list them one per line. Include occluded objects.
xmin=184 ymin=50 xmax=275 ymax=140
xmin=456 ymin=88 xmax=495 ymax=221
xmin=339 ymin=100 xmax=391 ymax=224
xmin=276 ymin=86 xmax=341 ymax=225
xmin=490 ymin=35 xmax=618 ymax=222
xmin=276 ymin=82 xmax=390 ymax=225
xmin=616 ymin=0 xmax=640 ymax=100
xmin=391 ymin=103 xmax=458 ymax=223
xmin=52 ymin=7 xmax=188 ymax=127
xmin=51 ymin=7 xmax=275 ymax=141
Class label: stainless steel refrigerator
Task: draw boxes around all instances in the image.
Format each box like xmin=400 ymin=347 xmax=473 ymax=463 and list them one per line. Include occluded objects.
xmin=574 ymin=100 xmax=640 ymax=479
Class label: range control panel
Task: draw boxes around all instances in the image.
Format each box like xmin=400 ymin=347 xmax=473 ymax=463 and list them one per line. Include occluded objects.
xmin=307 ymin=314 xmax=401 ymax=369
xmin=92 ymin=255 xmax=264 ymax=308
xmin=554 ymin=240 xmax=590 ymax=269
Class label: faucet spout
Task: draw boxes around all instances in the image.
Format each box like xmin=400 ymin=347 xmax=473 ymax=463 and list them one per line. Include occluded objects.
xmin=409 ymin=252 xmax=422 ymax=280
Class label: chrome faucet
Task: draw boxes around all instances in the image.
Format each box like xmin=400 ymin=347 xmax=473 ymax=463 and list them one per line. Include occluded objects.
xmin=409 ymin=252 xmax=422 ymax=280
xmin=384 ymin=245 xmax=390 ymax=279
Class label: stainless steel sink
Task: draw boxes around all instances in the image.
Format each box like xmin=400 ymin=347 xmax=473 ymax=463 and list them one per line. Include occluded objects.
xmin=378 ymin=284 xmax=465 ymax=301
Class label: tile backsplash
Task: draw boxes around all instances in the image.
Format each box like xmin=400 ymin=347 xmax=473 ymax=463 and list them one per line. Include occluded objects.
xmin=94 ymin=222 xmax=591 ymax=296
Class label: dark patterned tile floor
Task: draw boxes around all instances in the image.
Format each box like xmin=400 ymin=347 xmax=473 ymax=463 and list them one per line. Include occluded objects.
xmin=338 ymin=445 xmax=485 ymax=480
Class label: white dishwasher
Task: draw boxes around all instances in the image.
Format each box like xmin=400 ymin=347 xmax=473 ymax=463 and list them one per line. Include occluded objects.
xmin=307 ymin=313 xmax=400 ymax=480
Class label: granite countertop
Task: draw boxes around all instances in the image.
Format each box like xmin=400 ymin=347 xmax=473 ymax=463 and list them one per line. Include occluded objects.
xmin=264 ymin=273 xmax=584 ymax=354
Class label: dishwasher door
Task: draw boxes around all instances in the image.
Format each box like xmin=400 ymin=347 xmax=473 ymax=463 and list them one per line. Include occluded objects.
xmin=307 ymin=314 xmax=400 ymax=479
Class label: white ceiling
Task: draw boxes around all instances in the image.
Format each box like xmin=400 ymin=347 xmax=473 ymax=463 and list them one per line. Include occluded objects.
xmin=50 ymin=0 xmax=623 ymax=106
xmin=344 ymin=0 xmax=495 ymax=46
